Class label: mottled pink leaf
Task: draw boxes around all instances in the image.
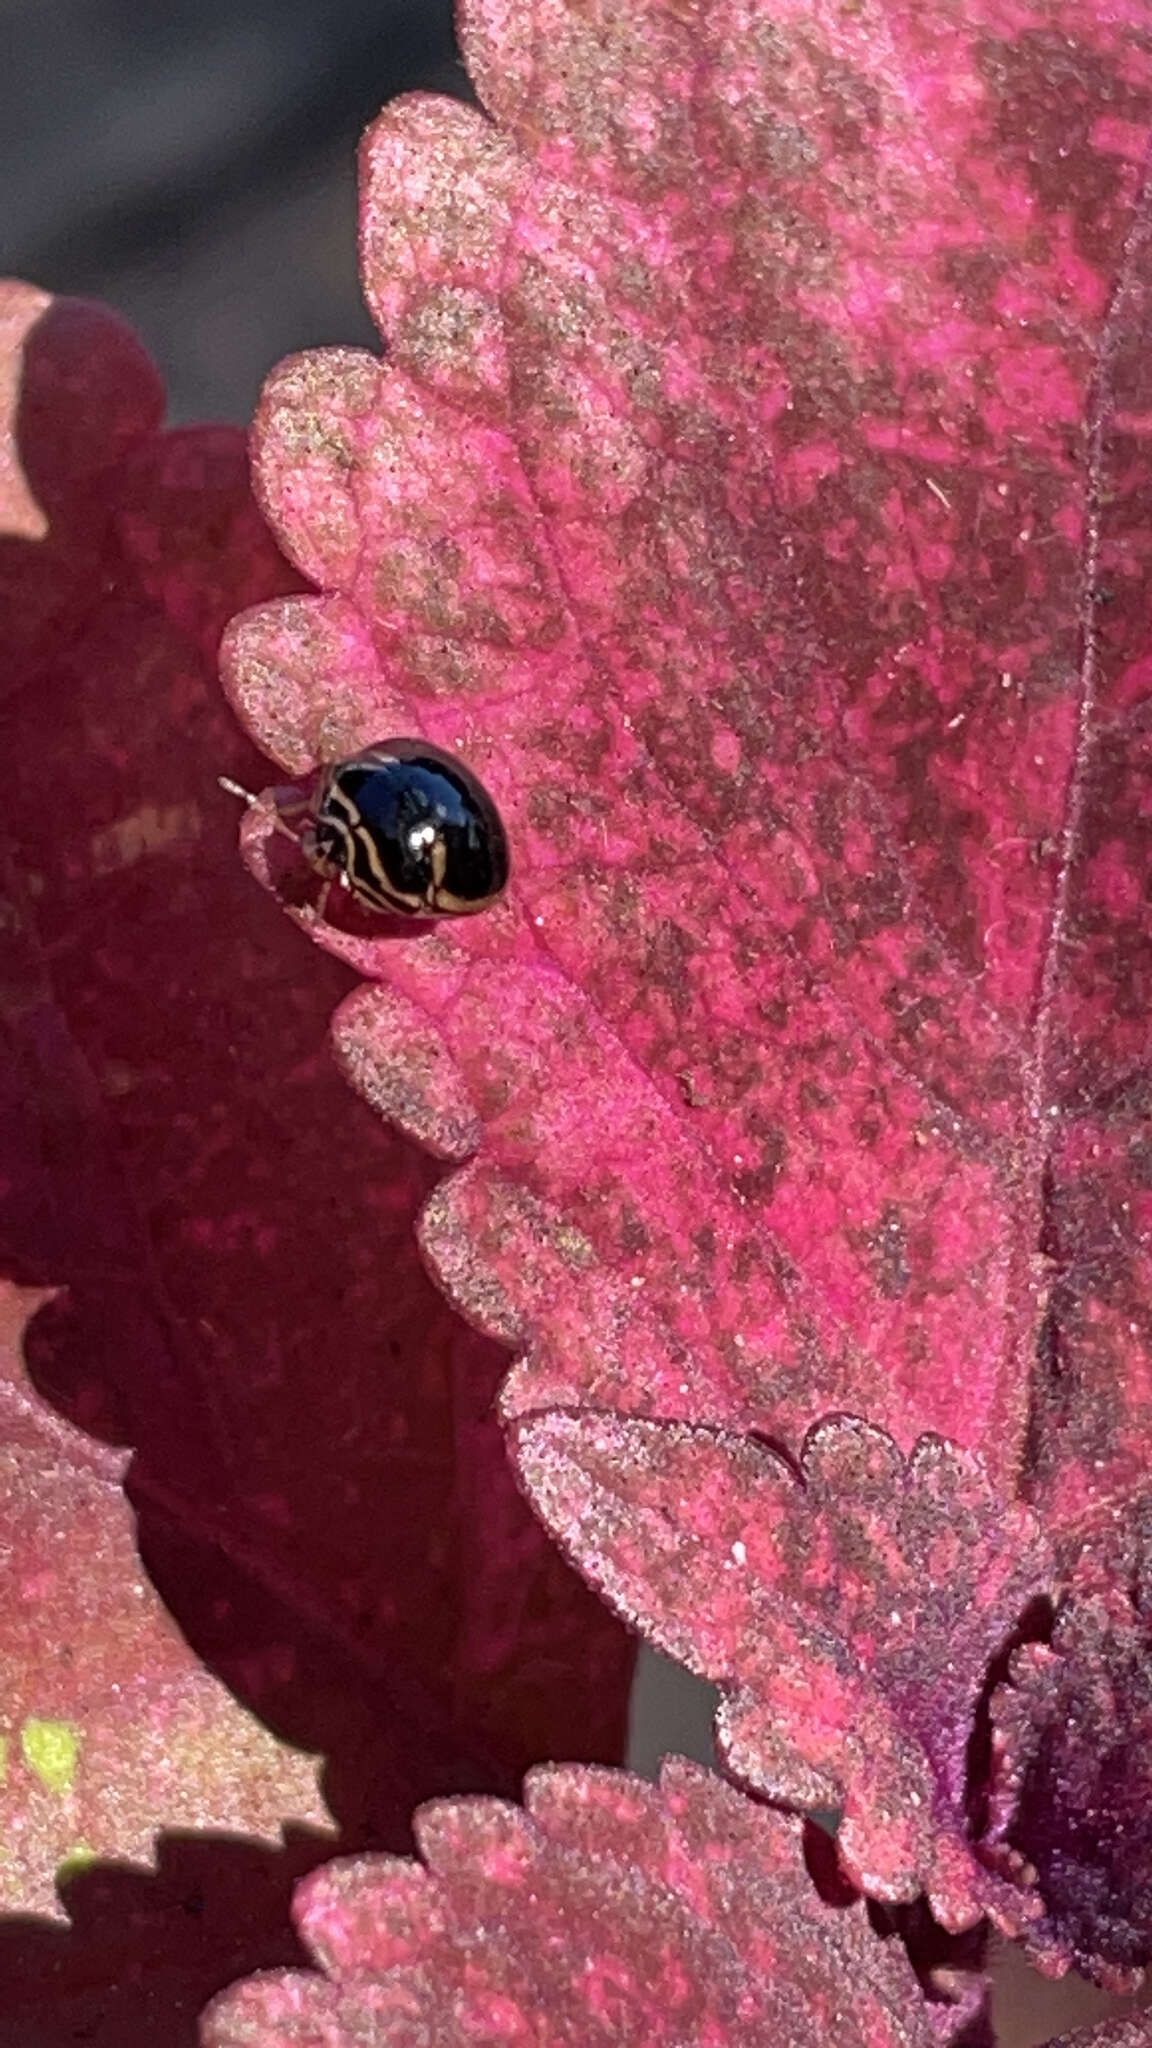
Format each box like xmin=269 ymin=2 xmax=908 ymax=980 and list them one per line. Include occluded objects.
xmin=213 ymin=0 xmax=1152 ymax=1998
xmin=227 ymin=0 xmax=1152 ymax=1507
xmin=0 ymin=1279 xmax=327 ymax=1915
xmin=1041 ymin=2022 xmax=1152 ymax=2048
xmin=202 ymin=1757 xmax=939 ymax=2047
xmin=219 ymin=0 xmax=1152 ymax=1984
xmin=513 ymin=1406 xmax=1053 ymax=1931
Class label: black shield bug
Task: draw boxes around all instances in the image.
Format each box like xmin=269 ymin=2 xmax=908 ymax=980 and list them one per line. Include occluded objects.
xmin=222 ymin=739 xmax=510 ymax=920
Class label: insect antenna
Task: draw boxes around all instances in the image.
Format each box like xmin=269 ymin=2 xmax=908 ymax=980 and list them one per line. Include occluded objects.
xmin=217 ymin=775 xmax=311 ymax=846
xmin=217 ymin=774 xmax=256 ymax=804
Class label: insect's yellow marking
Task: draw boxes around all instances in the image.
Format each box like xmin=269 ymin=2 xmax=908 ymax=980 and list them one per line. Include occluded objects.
xmin=21 ymin=1718 xmax=81 ymax=1794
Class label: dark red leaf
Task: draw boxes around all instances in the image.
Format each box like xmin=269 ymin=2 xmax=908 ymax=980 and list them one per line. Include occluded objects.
xmin=0 ymin=281 xmax=165 ymax=667
xmin=0 ymin=282 xmax=631 ymax=2035
xmin=202 ymin=1757 xmax=940 ymax=2046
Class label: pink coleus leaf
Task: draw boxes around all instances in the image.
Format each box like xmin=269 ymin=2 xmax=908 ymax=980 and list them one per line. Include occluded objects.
xmin=220 ymin=0 xmax=1152 ymax=1981
xmin=202 ymin=1756 xmax=940 ymax=2047
xmin=513 ymin=1405 xmax=1051 ymax=1931
xmin=1041 ymin=2024 xmax=1152 ymax=2048
xmin=225 ymin=0 xmax=1152 ymax=1508
xmin=0 ymin=1279 xmax=327 ymax=1915
xmin=0 ymin=280 xmax=630 ymax=1840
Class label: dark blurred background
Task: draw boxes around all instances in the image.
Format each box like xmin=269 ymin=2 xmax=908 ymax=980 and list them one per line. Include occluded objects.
xmin=3 ymin=0 xmax=465 ymax=420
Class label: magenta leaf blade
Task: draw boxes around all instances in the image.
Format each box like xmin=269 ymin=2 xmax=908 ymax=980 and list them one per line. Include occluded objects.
xmin=226 ymin=0 xmax=1152 ymax=1518
xmin=514 ymin=1406 xmax=1052 ymax=1931
xmin=1040 ymin=2023 xmax=1152 ymax=2048
xmin=219 ymin=0 xmax=1152 ymax=1987
xmin=202 ymin=1758 xmax=940 ymax=2047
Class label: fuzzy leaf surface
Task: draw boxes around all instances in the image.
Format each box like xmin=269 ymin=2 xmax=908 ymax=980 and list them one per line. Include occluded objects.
xmin=223 ymin=0 xmax=1152 ymax=1978
xmin=983 ymin=1506 xmax=1152 ymax=1989
xmin=229 ymin=0 xmax=1152 ymax=1515
xmin=515 ymin=1406 xmax=1053 ymax=1931
xmin=202 ymin=1757 xmax=939 ymax=2047
xmin=1041 ymin=2022 xmax=1152 ymax=2048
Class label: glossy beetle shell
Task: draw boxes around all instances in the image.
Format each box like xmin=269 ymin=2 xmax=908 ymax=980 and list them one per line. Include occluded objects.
xmin=298 ymin=739 xmax=509 ymax=917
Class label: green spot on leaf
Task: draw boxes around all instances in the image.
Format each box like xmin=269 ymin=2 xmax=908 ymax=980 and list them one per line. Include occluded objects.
xmin=21 ymin=1718 xmax=80 ymax=1794
xmin=57 ymin=1840 xmax=96 ymax=1885
xmin=0 ymin=1734 xmax=9 ymax=1785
